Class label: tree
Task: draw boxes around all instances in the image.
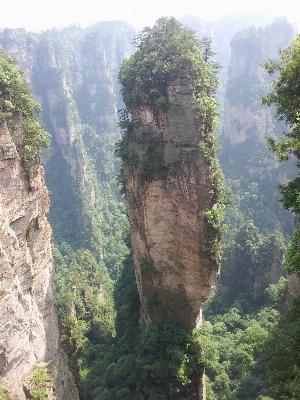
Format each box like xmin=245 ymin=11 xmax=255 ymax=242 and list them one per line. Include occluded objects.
xmin=261 ymin=34 xmax=300 ymax=398
xmin=262 ymin=34 xmax=300 ymax=274
xmin=118 ymin=17 xmax=220 ymax=133
xmin=262 ymin=35 xmax=300 ymax=164
xmin=0 ymin=49 xmax=50 ymax=168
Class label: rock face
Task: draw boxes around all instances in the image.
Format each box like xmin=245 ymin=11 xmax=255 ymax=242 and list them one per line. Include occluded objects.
xmin=217 ymin=18 xmax=296 ymax=297
xmin=123 ymin=76 xmax=220 ymax=330
xmin=0 ymin=117 xmax=78 ymax=398
xmin=224 ymin=18 xmax=293 ymax=146
xmin=0 ymin=23 xmax=135 ymax=260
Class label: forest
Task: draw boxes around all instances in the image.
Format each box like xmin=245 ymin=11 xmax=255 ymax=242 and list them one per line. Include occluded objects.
xmin=1 ymin=12 xmax=300 ymax=400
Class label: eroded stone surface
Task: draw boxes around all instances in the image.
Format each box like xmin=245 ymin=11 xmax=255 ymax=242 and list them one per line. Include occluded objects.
xmin=124 ymin=77 xmax=220 ymax=330
xmin=0 ymin=119 xmax=78 ymax=399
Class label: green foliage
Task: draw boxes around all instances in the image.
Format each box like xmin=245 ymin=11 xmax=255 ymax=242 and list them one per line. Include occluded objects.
xmin=261 ymin=34 xmax=300 ymax=187
xmin=277 ymin=177 xmax=300 ymax=215
xmin=206 ymin=222 xmax=286 ymax=313
xmin=262 ymin=294 xmax=300 ymax=399
xmin=284 ymin=230 xmax=300 ymax=275
xmin=137 ymin=319 xmax=205 ymax=399
xmin=78 ymin=245 xmax=141 ymax=399
xmin=155 ymin=96 xmax=167 ymax=108
xmin=54 ymin=246 xmax=115 ymax=387
xmin=0 ymin=382 xmax=15 ymax=400
xmin=119 ymin=17 xmax=220 ymax=131
xmin=198 ymin=132 xmax=228 ymax=262
xmin=260 ymin=35 xmax=300 ymax=397
xmin=29 ymin=366 xmax=51 ymax=400
xmin=0 ymin=49 xmax=50 ymax=168
xmin=219 ymin=135 xmax=294 ymax=244
xmin=204 ymin=278 xmax=287 ymax=400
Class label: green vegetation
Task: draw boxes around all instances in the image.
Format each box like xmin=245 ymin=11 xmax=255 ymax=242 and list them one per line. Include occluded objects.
xmin=3 ymin=16 xmax=299 ymax=400
xmin=29 ymin=366 xmax=51 ymax=400
xmin=140 ymin=258 xmax=159 ymax=274
xmin=119 ymin=17 xmax=219 ymax=129
xmin=259 ymin=33 xmax=300 ymax=399
xmin=79 ymin=246 xmax=140 ymax=399
xmin=137 ymin=319 xmax=205 ymax=400
xmin=262 ymin=294 xmax=300 ymax=399
xmin=0 ymin=381 xmax=15 ymax=400
xmin=116 ymin=17 xmax=227 ymax=264
xmin=0 ymin=49 xmax=50 ymax=168
xmin=204 ymin=278 xmax=287 ymax=400
xmin=54 ymin=246 xmax=115 ymax=385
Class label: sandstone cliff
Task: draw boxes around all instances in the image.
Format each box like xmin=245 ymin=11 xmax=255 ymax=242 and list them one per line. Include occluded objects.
xmin=0 ymin=55 xmax=78 ymax=400
xmin=0 ymin=23 xmax=134 ymax=269
xmin=118 ymin=20 xmax=225 ymax=338
xmin=217 ymin=18 xmax=295 ymax=297
xmin=122 ymin=76 xmax=221 ymax=330
xmin=224 ymin=18 xmax=293 ymax=145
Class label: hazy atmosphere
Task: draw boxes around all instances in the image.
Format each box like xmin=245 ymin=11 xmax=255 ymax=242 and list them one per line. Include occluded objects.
xmin=2 ymin=1 xmax=300 ymax=400
xmin=1 ymin=0 xmax=300 ymax=32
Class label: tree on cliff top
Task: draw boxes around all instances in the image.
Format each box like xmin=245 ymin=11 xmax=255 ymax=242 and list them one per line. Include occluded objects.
xmin=118 ymin=16 xmax=220 ymax=133
xmin=0 ymin=49 xmax=50 ymax=168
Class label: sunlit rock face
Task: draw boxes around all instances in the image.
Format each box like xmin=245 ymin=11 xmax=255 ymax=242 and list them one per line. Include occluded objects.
xmin=123 ymin=76 xmax=220 ymax=331
xmin=0 ymin=115 xmax=78 ymax=399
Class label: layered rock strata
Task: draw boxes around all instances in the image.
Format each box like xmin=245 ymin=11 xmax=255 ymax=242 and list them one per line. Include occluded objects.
xmin=0 ymin=117 xmax=78 ymax=398
xmin=123 ymin=76 xmax=220 ymax=330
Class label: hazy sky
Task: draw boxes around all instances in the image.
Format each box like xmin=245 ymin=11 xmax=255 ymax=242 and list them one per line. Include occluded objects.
xmin=1 ymin=1 xmax=300 ymax=32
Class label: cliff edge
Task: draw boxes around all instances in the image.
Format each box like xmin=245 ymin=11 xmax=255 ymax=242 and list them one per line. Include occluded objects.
xmin=0 ymin=52 xmax=78 ymax=399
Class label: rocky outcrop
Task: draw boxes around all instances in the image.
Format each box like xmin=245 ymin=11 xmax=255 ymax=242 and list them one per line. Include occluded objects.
xmin=123 ymin=76 xmax=220 ymax=330
xmin=0 ymin=114 xmax=78 ymax=398
xmin=224 ymin=18 xmax=293 ymax=145
xmin=0 ymin=23 xmax=135 ymax=258
xmin=217 ymin=18 xmax=295 ymax=296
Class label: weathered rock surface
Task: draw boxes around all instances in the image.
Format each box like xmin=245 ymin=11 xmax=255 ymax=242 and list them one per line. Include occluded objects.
xmin=123 ymin=76 xmax=220 ymax=330
xmin=0 ymin=117 xmax=78 ymax=399
xmin=224 ymin=18 xmax=293 ymax=145
xmin=0 ymin=23 xmax=135 ymax=257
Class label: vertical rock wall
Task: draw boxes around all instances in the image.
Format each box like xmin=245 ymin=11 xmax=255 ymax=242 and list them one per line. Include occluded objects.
xmin=124 ymin=76 xmax=220 ymax=331
xmin=0 ymin=116 xmax=78 ymax=398
xmin=224 ymin=18 xmax=293 ymax=146
xmin=0 ymin=23 xmax=135 ymax=258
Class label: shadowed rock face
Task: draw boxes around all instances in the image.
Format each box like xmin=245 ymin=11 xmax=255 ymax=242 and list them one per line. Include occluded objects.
xmin=123 ymin=76 xmax=220 ymax=330
xmin=0 ymin=115 xmax=78 ymax=399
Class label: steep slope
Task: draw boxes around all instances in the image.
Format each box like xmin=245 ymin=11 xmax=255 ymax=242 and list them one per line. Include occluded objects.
xmin=201 ymin=19 xmax=297 ymax=400
xmin=0 ymin=53 xmax=78 ymax=399
xmin=118 ymin=18 xmax=225 ymax=330
xmin=217 ymin=18 xmax=295 ymax=299
xmin=0 ymin=22 xmax=135 ymax=278
xmin=117 ymin=18 xmax=226 ymax=399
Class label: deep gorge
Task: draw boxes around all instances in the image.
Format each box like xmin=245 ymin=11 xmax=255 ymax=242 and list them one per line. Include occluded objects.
xmin=0 ymin=14 xmax=300 ymax=400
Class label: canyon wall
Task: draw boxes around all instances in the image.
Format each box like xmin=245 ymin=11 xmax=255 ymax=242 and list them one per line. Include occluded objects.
xmin=0 ymin=105 xmax=78 ymax=398
xmin=0 ymin=23 xmax=134 ymax=274
xmin=217 ymin=18 xmax=295 ymax=297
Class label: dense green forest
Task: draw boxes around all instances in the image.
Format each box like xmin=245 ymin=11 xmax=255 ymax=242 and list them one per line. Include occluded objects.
xmin=1 ymin=14 xmax=300 ymax=400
